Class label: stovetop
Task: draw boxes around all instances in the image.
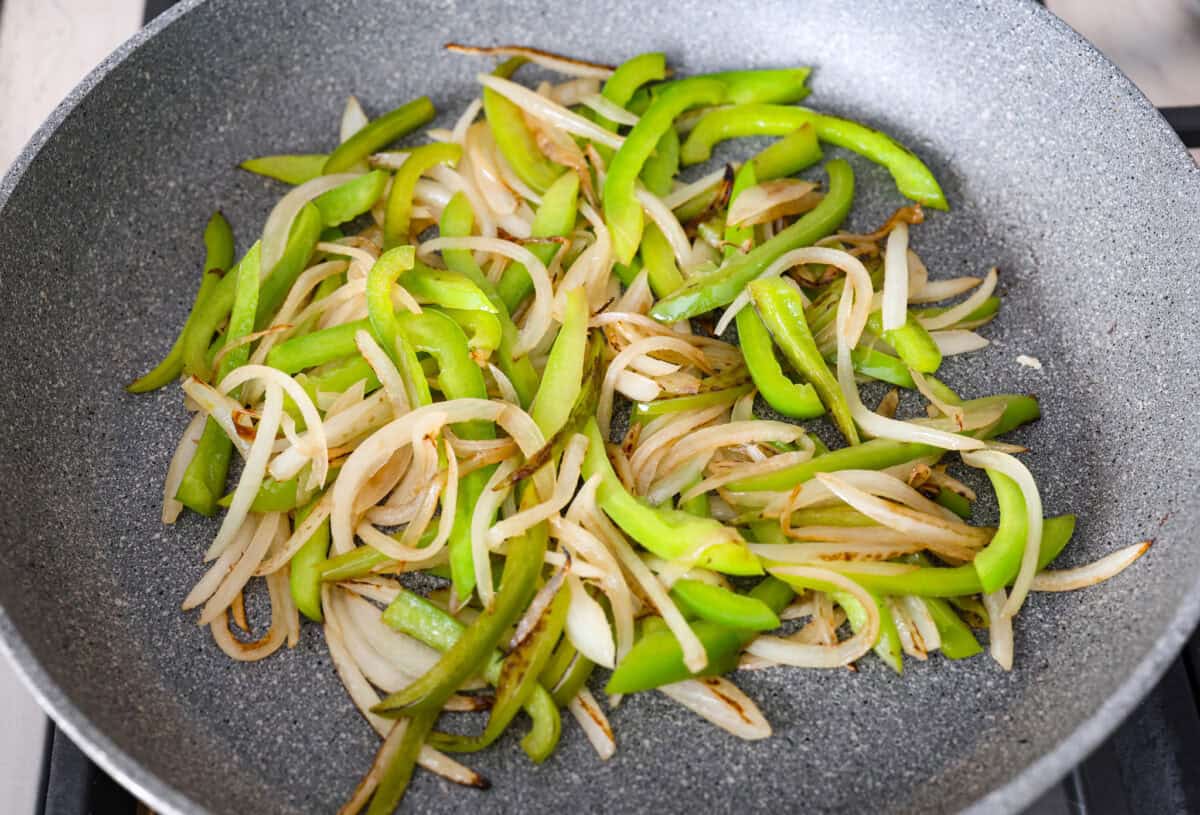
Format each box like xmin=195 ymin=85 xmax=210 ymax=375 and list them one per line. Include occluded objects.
xmin=14 ymin=0 xmax=1200 ymax=813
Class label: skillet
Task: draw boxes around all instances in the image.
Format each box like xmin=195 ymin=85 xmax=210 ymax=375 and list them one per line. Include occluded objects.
xmin=1 ymin=0 xmax=1199 ymax=812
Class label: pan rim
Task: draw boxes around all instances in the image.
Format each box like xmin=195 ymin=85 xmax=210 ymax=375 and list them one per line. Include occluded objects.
xmin=0 ymin=0 xmax=1197 ymax=813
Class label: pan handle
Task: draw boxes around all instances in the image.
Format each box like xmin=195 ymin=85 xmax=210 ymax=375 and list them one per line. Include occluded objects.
xmin=1161 ymin=107 xmax=1200 ymax=148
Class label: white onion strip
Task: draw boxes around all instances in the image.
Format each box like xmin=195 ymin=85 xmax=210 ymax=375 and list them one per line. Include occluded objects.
xmin=1031 ymin=542 xmax=1151 ymax=591
xmin=162 ymin=412 xmax=207 ymax=524
xmin=909 ymin=276 xmax=981 ymax=303
xmin=199 ymin=512 xmax=282 ymax=625
xmin=472 ymin=459 xmax=519 ymax=610
xmin=663 ymin=168 xmax=727 ymax=210
xmin=918 ymin=267 xmax=998 ymax=330
xmin=748 ymin=566 xmax=878 ymax=667
xmin=930 ymin=329 xmax=990 ymax=356
xmin=487 ymin=434 xmax=586 ymax=547
xmin=477 ymin=75 xmax=624 ymax=149
xmin=568 ymin=688 xmax=617 ymax=759
xmin=982 ymin=588 xmax=1013 ymax=670
xmin=261 ymin=173 xmax=361 ymax=274
xmin=881 ymin=221 xmax=910 ymax=331
xmin=961 ymin=450 xmax=1044 ymax=619
xmin=420 ymin=236 xmax=551 ymax=355
xmin=447 ymin=43 xmax=615 ymax=79
xmin=636 ymin=188 xmax=692 ymax=267
xmin=565 ymin=574 xmax=616 ymax=668
xmin=598 ymin=336 xmax=709 ymax=436
xmin=580 ymin=93 xmax=639 ymax=125
xmin=659 ymin=677 xmax=771 ymax=740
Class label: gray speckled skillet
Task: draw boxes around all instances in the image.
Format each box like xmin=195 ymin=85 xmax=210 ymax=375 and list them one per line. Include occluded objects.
xmin=1 ymin=0 xmax=1198 ymax=812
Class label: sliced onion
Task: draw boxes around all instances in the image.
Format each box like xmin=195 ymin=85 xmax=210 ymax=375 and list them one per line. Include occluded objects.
xmin=918 ymin=267 xmax=998 ymax=330
xmin=615 ymin=370 xmax=661 ymax=402
xmin=598 ymin=336 xmax=710 ymax=436
xmin=205 ymin=385 xmax=284 ymax=560
xmin=898 ymin=595 xmax=941 ymax=652
xmin=565 ymin=574 xmax=616 ymax=668
xmin=659 ymin=677 xmax=771 ymax=740
xmin=579 ymin=92 xmax=639 ymax=126
xmin=545 ymin=78 xmax=603 ymax=106
xmin=261 ymin=173 xmax=361 ymax=275
xmin=960 ymin=450 xmax=1043 ymax=619
xmin=636 ymin=187 xmax=692 ymax=267
xmin=210 ymin=569 xmax=288 ymax=662
xmin=427 ymin=165 xmax=498 ymax=238
xmin=452 ymin=97 xmax=484 ymax=145
xmin=982 ymin=588 xmax=1013 ymax=670
xmin=466 ymin=122 xmax=517 ymax=215
xmin=680 ymin=450 xmax=814 ymax=503
xmin=199 ymin=512 xmax=282 ymax=625
xmin=1031 ymin=542 xmax=1151 ymax=591
xmin=163 ymin=412 xmax=207 ymax=524
xmin=446 ymin=43 xmax=615 ymax=78
xmin=880 ymin=221 xmax=909 ymax=331
xmin=909 ymin=368 xmax=965 ymax=430
xmin=663 ymin=168 xmax=727 ymax=210
xmin=355 ymin=330 xmax=411 ymax=418
xmin=909 ymin=276 xmax=982 ymax=304
xmin=420 ymin=236 xmax=551 ymax=356
xmin=551 ymin=517 xmax=636 ymax=662
xmin=183 ymin=515 xmax=258 ymax=610
xmin=487 ymin=433 xmax=587 ymax=547
xmin=472 ymin=458 xmax=518 ymax=610
xmin=658 ymin=420 xmax=807 ymax=477
xmin=477 ymin=75 xmax=623 ymax=149
xmin=568 ymin=688 xmax=616 ymax=759
xmin=930 ymin=329 xmax=990 ymax=356
xmin=748 ymin=566 xmax=878 ymax=667
xmin=630 ymin=406 xmax=728 ymax=494
xmin=727 ymin=180 xmax=820 ymax=228
xmin=340 ymin=95 xmax=369 ymax=142
xmin=888 ymin=595 xmax=927 ymax=659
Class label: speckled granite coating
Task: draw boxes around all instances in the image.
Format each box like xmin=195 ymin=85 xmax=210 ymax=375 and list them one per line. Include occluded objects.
xmin=0 ymin=0 xmax=1198 ymax=813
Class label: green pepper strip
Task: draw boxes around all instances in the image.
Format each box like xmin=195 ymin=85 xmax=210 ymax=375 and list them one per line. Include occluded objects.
xmin=550 ymin=653 xmax=595 ymax=707
xmin=267 ymin=319 xmax=371 ymax=373
xmin=729 ymin=393 xmax=1040 ymax=491
xmin=606 ymin=576 xmax=794 ymax=694
xmin=936 ymin=488 xmax=973 ymax=520
xmin=323 ymin=96 xmax=436 ymax=174
xmin=924 ymin=597 xmax=983 ymax=659
xmin=496 ymin=171 xmax=579 ymax=313
xmin=640 ymin=126 xmax=680 ymax=197
xmin=681 ymin=104 xmax=947 ymax=210
xmin=313 ymin=170 xmax=389 ymax=227
xmin=289 ymin=495 xmax=331 ymax=622
xmin=240 ymin=154 xmax=327 ymax=185
xmin=181 ymin=260 xmax=240 ymax=379
xmin=582 ymin=419 xmax=761 ymax=576
xmin=439 ymin=193 xmax=539 ymax=407
xmin=632 ymin=383 xmax=754 ymax=421
xmin=605 ymin=77 xmax=727 ymax=265
xmin=750 ymin=277 xmax=859 ymax=444
xmin=837 ymin=590 xmax=903 ymax=674
xmin=255 ymin=202 xmax=323 ymax=330
xmin=752 ymin=124 xmax=824 ymax=181
xmin=530 ymin=288 xmax=588 ymax=437
xmin=382 ymin=584 xmax=561 ymax=762
xmin=971 ymin=470 xmax=1029 ymax=593
xmin=597 ymin=52 xmax=667 ymax=132
xmin=864 ymin=311 xmax=941 ymax=374
xmin=484 ymin=57 xmax=564 ymax=193
xmin=650 ymin=158 xmax=854 ymax=323
xmin=440 ymin=309 xmax=501 ymax=356
xmin=680 ymin=68 xmax=813 ymax=105
xmin=363 ymin=710 xmax=439 ymax=815
xmin=639 ymin=221 xmax=685 ymax=298
xmin=383 ymin=142 xmax=462 ymax=249
xmin=722 ymin=161 xmax=758 ymax=261
xmin=670 ymin=579 xmax=781 ymax=631
xmin=399 ymin=263 xmax=498 ymax=313
xmin=302 ymin=355 xmax=379 ymax=403
xmin=430 ymin=587 xmax=569 ymax=755
xmin=373 ymin=500 xmax=548 ymax=716
xmin=737 ymin=295 xmax=825 ymax=421
xmin=365 ymin=246 xmax=432 ymax=407
xmin=128 ymin=211 xmax=235 ymax=392
xmin=764 ymin=514 xmax=1076 ymax=599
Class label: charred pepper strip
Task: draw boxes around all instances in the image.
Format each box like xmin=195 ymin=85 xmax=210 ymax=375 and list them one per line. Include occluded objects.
xmin=373 ymin=496 xmax=548 ymax=716
xmin=323 ymin=96 xmax=436 ymax=174
xmin=127 ymin=211 xmax=234 ymax=392
xmin=604 ymin=77 xmax=727 ymax=265
xmin=650 ymin=159 xmax=854 ymax=323
xmin=363 ymin=710 xmax=439 ymax=815
xmin=606 ymin=576 xmax=794 ymax=694
xmin=680 ymin=104 xmax=946 ymax=210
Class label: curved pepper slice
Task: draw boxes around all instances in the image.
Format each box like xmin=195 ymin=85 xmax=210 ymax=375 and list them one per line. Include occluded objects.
xmin=383 ymin=142 xmax=462 ymax=248
xmin=323 ymin=96 xmax=435 ymax=174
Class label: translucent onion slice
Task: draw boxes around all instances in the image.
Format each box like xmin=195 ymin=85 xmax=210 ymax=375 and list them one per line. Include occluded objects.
xmin=446 ymin=43 xmax=616 ymax=79
xmin=420 ymin=236 xmax=551 ymax=356
xmin=427 ymin=165 xmax=497 ymax=238
xmin=982 ymin=588 xmax=1013 ymax=670
xmin=568 ymin=688 xmax=617 ymax=759
xmin=340 ymin=95 xmax=369 ymax=142
xmin=477 ymin=75 xmax=624 ymax=149
xmin=630 ymin=406 xmax=728 ymax=494
xmin=452 ymin=97 xmax=484 ymax=145
xmin=658 ymin=420 xmax=807 ymax=477
xmin=565 ymin=574 xmax=616 ymax=668
xmin=909 ymin=276 xmax=981 ymax=304
xmin=199 ymin=512 xmax=282 ymax=625
xmin=961 ymin=450 xmax=1043 ymax=619
xmin=636 ymin=187 xmax=692 ymax=266
xmin=1031 ymin=542 xmax=1151 ymax=591
xmin=163 ymin=412 xmax=207 ymax=524
xmin=210 ymin=569 xmax=289 ymax=662
xmin=898 ymin=595 xmax=941 ymax=653
xmin=835 ymin=285 xmax=985 ymax=452
xmin=598 ymin=336 xmax=710 ymax=436
xmin=466 ymin=122 xmax=517 ymax=215
xmin=726 ymin=180 xmax=820 ymax=228
xmin=261 ymin=173 xmax=361 ymax=275
xmin=545 ymin=78 xmax=603 ymax=106
xmin=487 ymin=433 xmax=587 ymax=547
xmin=909 ymin=368 xmax=965 ymax=430
xmin=918 ymin=267 xmax=999 ymax=330
xmin=355 ymin=330 xmax=411 ymax=418
xmin=580 ymin=93 xmax=639 ymax=126
xmin=888 ymin=596 xmax=927 ymax=659
xmin=551 ymin=517 xmax=636 ymax=662
xmin=615 ymin=370 xmax=661 ymax=402
xmin=881 ymin=221 xmax=910 ymax=331
xmin=472 ymin=458 xmax=518 ymax=610
xmin=663 ymin=168 xmax=728 ymax=209
xmin=680 ymin=449 xmax=814 ymax=503
xmin=659 ymin=677 xmax=771 ymax=740
xmin=929 ymin=329 xmax=990 ymax=356
xmin=747 ymin=566 xmax=879 ymax=667
xmin=205 ymin=385 xmax=285 ymax=560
